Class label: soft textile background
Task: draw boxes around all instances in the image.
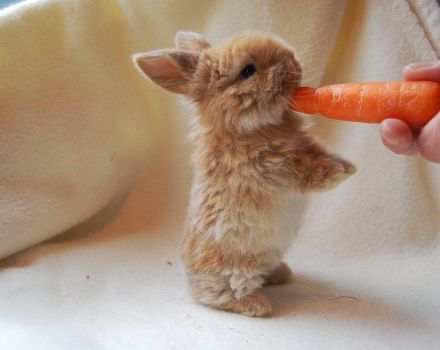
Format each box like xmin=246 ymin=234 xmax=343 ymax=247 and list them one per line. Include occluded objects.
xmin=0 ymin=0 xmax=439 ymax=349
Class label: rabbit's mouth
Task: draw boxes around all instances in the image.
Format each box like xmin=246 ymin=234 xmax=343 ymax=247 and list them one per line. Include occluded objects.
xmin=268 ymin=80 xmax=300 ymax=112
xmin=282 ymin=61 xmax=302 ymax=93
xmin=265 ymin=60 xmax=301 ymax=107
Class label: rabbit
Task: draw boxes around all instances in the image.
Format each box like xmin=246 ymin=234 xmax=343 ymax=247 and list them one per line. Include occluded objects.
xmin=133 ymin=31 xmax=356 ymax=317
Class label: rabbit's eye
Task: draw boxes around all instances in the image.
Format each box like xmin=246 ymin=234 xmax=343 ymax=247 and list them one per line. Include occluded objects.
xmin=240 ymin=64 xmax=256 ymax=78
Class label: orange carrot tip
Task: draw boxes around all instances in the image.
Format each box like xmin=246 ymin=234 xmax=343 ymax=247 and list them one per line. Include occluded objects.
xmin=289 ymin=81 xmax=440 ymax=128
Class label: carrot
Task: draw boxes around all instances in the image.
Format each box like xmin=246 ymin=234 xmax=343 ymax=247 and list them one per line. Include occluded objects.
xmin=289 ymin=81 xmax=440 ymax=128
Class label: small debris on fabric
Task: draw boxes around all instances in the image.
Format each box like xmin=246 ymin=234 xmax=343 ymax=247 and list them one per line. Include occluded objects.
xmin=328 ymin=295 xmax=361 ymax=301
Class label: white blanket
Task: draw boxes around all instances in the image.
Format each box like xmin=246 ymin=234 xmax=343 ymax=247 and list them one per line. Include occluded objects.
xmin=0 ymin=0 xmax=439 ymax=349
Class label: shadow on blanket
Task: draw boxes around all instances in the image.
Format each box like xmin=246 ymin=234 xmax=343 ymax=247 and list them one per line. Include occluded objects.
xmin=266 ymin=273 xmax=435 ymax=332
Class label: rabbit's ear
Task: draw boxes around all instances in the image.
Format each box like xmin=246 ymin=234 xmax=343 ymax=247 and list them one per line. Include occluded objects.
xmin=175 ymin=31 xmax=210 ymax=52
xmin=133 ymin=49 xmax=199 ymax=94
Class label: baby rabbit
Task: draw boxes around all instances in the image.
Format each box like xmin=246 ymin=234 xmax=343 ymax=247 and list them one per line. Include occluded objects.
xmin=133 ymin=31 xmax=355 ymax=317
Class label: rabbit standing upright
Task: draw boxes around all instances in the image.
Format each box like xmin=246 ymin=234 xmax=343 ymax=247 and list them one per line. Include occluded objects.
xmin=133 ymin=31 xmax=355 ymax=317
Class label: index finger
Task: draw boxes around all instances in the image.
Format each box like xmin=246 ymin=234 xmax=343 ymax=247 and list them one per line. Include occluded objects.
xmin=403 ymin=61 xmax=440 ymax=82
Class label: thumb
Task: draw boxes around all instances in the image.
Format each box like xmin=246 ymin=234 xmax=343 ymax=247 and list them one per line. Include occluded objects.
xmin=417 ymin=113 xmax=440 ymax=163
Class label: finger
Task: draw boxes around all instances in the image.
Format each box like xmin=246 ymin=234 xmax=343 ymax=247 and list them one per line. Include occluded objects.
xmin=380 ymin=119 xmax=418 ymax=155
xmin=403 ymin=61 xmax=440 ymax=82
xmin=416 ymin=113 xmax=440 ymax=163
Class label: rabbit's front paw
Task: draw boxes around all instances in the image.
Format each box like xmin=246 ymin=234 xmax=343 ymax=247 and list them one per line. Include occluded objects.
xmin=309 ymin=156 xmax=356 ymax=191
xmin=323 ymin=158 xmax=356 ymax=190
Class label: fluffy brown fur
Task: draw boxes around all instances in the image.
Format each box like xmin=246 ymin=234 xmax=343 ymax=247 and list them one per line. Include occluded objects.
xmin=133 ymin=31 xmax=355 ymax=317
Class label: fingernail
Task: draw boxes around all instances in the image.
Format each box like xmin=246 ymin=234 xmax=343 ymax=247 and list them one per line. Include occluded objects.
xmin=381 ymin=124 xmax=400 ymax=146
xmin=406 ymin=61 xmax=439 ymax=70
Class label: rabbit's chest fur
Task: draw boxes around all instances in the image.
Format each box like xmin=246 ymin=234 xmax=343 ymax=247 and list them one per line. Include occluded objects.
xmin=186 ymin=116 xmax=305 ymax=259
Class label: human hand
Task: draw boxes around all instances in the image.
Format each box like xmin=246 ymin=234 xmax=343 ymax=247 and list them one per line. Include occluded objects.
xmin=380 ymin=61 xmax=440 ymax=163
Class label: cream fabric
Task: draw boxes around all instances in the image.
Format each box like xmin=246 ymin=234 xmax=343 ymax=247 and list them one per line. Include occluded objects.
xmin=0 ymin=0 xmax=439 ymax=349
